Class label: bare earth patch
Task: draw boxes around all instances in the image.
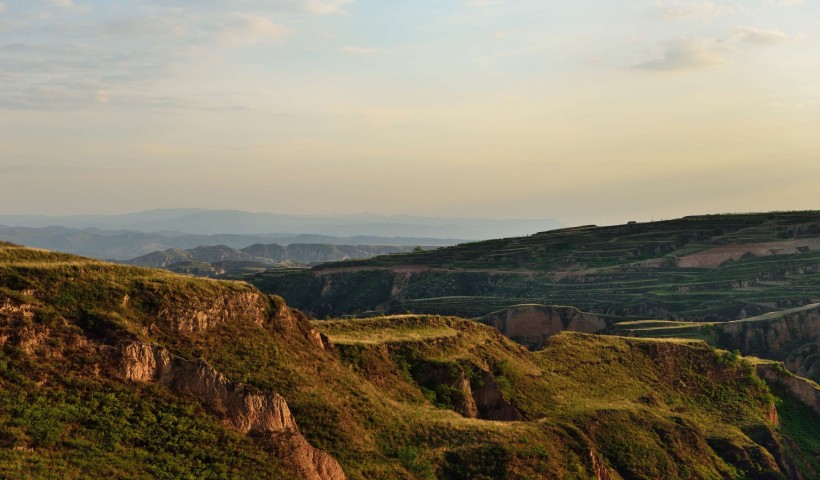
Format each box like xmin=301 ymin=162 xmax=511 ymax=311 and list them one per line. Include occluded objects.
xmin=676 ymin=238 xmax=820 ymax=268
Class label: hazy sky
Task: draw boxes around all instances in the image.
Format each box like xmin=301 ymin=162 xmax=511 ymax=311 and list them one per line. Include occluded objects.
xmin=1 ymin=0 xmax=819 ymax=226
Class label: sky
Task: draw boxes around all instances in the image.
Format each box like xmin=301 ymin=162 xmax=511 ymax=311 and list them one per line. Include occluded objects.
xmin=1 ymin=0 xmax=819 ymax=226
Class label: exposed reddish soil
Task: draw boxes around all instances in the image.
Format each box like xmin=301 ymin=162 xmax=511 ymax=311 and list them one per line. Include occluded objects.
xmin=677 ymin=238 xmax=820 ymax=268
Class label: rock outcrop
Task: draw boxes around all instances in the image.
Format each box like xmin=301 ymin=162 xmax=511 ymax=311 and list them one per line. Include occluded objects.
xmin=411 ymin=360 xmax=522 ymax=421
xmin=412 ymin=361 xmax=479 ymax=418
xmin=152 ymin=290 xmax=270 ymax=333
xmin=115 ymin=341 xmax=346 ymax=480
xmin=717 ymin=305 xmax=820 ymax=361
xmin=469 ymin=368 xmax=524 ymax=421
xmin=784 ymin=342 xmax=820 ymax=383
xmin=755 ymin=363 xmax=820 ymax=417
xmin=476 ymin=304 xmax=606 ymax=350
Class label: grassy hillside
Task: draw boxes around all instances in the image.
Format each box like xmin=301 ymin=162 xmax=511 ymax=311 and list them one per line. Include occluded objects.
xmin=249 ymin=212 xmax=820 ymax=321
xmin=2 ymin=242 xmax=818 ymax=478
xmin=0 ymin=243 xmax=296 ymax=479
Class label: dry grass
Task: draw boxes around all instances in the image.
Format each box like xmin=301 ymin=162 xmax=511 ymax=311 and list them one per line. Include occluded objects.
xmin=314 ymin=316 xmax=460 ymax=345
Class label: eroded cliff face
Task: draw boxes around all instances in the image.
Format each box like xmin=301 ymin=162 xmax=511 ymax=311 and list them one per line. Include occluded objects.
xmin=477 ymin=304 xmax=607 ymax=350
xmin=756 ymin=363 xmax=820 ymax=417
xmin=718 ymin=307 xmax=820 ymax=361
xmin=410 ymin=360 xmax=523 ymax=421
xmin=469 ymin=368 xmax=524 ymax=421
xmin=721 ymin=309 xmax=820 ymax=358
xmin=784 ymin=342 xmax=820 ymax=383
xmin=114 ymin=341 xmax=346 ymax=480
xmin=151 ymin=290 xmax=270 ymax=333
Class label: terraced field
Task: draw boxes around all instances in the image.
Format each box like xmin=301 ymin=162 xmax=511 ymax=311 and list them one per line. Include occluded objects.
xmin=249 ymin=212 xmax=820 ymax=322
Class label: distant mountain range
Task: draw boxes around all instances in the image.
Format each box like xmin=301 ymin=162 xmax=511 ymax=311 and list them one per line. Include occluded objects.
xmin=0 ymin=209 xmax=562 ymax=239
xmin=124 ymin=243 xmax=428 ymax=277
xmin=0 ymin=225 xmax=459 ymax=260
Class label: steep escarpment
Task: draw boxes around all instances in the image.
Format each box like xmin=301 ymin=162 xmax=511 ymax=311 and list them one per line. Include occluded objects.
xmin=0 ymin=300 xmax=297 ymax=478
xmin=755 ymin=362 xmax=820 ymax=417
xmin=114 ymin=341 xmax=345 ymax=480
xmin=608 ymin=304 xmax=820 ymax=382
xmin=716 ymin=305 xmax=820 ymax=360
xmin=149 ymin=289 xmax=270 ymax=333
xmin=398 ymin=358 xmax=522 ymax=421
xmin=476 ymin=304 xmax=606 ymax=349
xmin=0 ymin=244 xmax=345 ymax=479
xmin=785 ymin=343 xmax=820 ymax=383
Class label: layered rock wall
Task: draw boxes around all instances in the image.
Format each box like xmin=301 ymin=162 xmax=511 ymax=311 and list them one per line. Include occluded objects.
xmin=718 ymin=307 xmax=820 ymax=360
xmin=755 ymin=363 xmax=820 ymax=417
xmin=116 ymin=341 xmax=346 ymax=480
xmin=477 ymin=304 xmax=606 ymax=350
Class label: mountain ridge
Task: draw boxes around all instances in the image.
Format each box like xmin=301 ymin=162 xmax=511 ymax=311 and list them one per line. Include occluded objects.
xmin=0 ymin=209 xmax=562 ymax=239
xmin=0 ymin=225 xmax=460 ymax=260
xmin=122 ymin=243 xmax=434 ymax=277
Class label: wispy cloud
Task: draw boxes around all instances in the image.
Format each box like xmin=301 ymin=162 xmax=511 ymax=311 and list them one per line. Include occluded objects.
xmin=95 ymin=14 xmax=189 ymax=38
xmin=47 ymin=0 xmax=74 ymax=8
xmin=651 ymin=1 xmax=734 ymax=20
xmin=733 ymin=26 xmax=790 ymax=44
xmin=633 ymin=38 xmax=726 ymax=71
xmin=0 ymin=1 xmax=319 ymax=112
xmin=215 ymin=14 xmax=291 ymax=47
xmin=0 ymin=2 xmax=7 ymax=14
xmin=305 ymin=0 xmax=353 ymax=15
xmin=138 ymin=0 xmax=355 ymax=16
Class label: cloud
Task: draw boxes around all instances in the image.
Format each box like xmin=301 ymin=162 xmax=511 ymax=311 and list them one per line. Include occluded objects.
xmin=0 ymin=40 xmax=184 ymax=110
xmin=215 ymin=14 xmax=291 ymax=47
xmin=652 ymin=1 xmax=734 ymax=20
xmin=0 ymin=2 xmax=6 ymax=14
xmin=305 ymin=0 xmax=353 ymax=15
xmin=733 ymin=26 xmax=790 ymax=44
xmin=138 ymin=1 xmax=355 ymax=16
xmin=0 ymin=2 xmax=309 ymax=111
xmin=47 ymin=0 xmax=74 ymax=8
xmin=633 ymin=38 xmax=726 ymax=71
xmin=96 ymin=15 xmax=189 ymax=38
